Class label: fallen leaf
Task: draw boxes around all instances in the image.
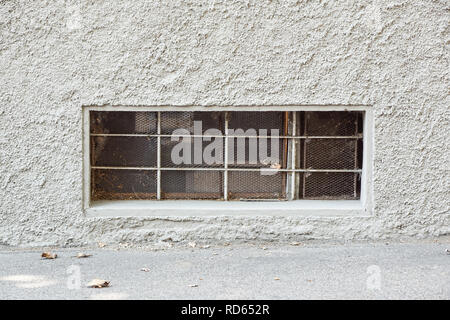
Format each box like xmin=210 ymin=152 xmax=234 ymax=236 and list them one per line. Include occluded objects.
xmin=140 ymin=268 xmax=150 ymax=272
xmin=87 ymin=279 xmax=110 ymax=288
xmin=76 ymin=253 xmax=92 ymax=258
xmin=290 ymin=241 xmax=301 ymax=246
xmin=98 ymin=242 xmax=106 ymax=248
xmin=270 ymin=163 xmax=281 ymax=169
xmin=188 ymin=242 xmax=197 ymax=248
xmin=274 ymin=277 xmax=280 ymax=280
xmin=188 ymin=284 xmax=198 ymax=287
xmin=41 ymin=252 xmax=57 ymax=259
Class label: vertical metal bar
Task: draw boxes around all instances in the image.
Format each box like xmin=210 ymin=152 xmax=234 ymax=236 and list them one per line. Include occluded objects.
xmin=282 ymin=112 xmax=289 ymax=197
xmin=285 ymin=113 xmax=292 ymax=199
xmin=157 ymin=111 xmax=161 ymax=200
xmin=290 ymin=112 xmax=296 ymax=200
xmin=302 ymin=112 xmax=307 ymax=199
xmin=354 ymin=114 xmax=358 ymax=198
xmin=223 ymin=112 xmax=229 ymax=200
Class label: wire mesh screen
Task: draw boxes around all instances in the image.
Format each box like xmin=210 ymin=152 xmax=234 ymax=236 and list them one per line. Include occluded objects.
xmin=229 ymin=111 xmax=286 ymax=135
xmin=303 ymin=172 xmax=359 ymax=200
xmin=89 ymin=110 xmax=364 ymax=202
xmin=161 ymin=111 xmax=224 ymax=135
xmin=160 ymin=137 xmax=223 ymax=168
xmin=90 ymin=111 xmax=157 ymax=134
xmin=228 ymin=171 xmax=286 ymax=200
xmin=91 ymin=169 xmax=157 ymax=200
xmin=91 ymin=136 xmax=157 ymax=167
xmin=304 ymin=139 xmax=358 ymax=170
xmin=304 ymin=111 xmax=359 ymax=136
xmin=227 ymin=137 xmax=287 ymax=168
xmin=161 ymin=170 xmax=223 ymax=200
xmin=227 ymin=111 xmax=288 ymax=170
xmin=298 ymin=111 xmax=362 ymax=199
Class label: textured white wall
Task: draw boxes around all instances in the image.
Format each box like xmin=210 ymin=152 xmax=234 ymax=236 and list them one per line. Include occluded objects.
xmin=0 ymin=0 xmax=448 ymax=246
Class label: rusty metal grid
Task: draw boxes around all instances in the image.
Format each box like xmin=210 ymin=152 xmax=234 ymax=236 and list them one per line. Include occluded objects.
xmin=90 ymin=110 xmax=364 ymax=201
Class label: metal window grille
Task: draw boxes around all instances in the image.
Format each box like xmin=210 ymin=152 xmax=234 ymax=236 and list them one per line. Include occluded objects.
xmin=90 ymin=111 xmax=363 ymax=201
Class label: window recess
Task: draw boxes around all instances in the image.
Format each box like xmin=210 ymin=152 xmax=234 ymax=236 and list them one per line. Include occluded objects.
xmin=89 ymin=110 xmax=364 ymax=202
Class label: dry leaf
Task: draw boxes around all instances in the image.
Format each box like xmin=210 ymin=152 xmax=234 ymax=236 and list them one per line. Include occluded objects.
xmin=41 ymin=252 xmax=57 ymax=259
xmin=140 ymin=268 xmax=150 ymax=272
xmin=274 ymin=277 xmax=280 ymax=280
xmin=188 ymin=242 xmax=197 ymax=248
xmin=87 ymin=279 xmax=110 ymax=288
xmin=290 ymin=242 xmax=301 ymax=246
xmin=76 ymin=253 xmax=92 ymax=258
xmin=188 ymin=284 xmax=198 ymax=287
xmin=270 ymin=163 xmax=281 ymax=169
xmin=98 ymin=242 xmax=106 ymax=248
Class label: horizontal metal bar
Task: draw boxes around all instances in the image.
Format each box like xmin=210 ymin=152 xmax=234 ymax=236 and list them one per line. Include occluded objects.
xmin=90 ymin=133 xmax=363 ymax=139
xmin=91 ymin=166 xmax=362 ymax=173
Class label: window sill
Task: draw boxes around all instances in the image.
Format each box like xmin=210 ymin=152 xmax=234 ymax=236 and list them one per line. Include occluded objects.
xmin=85 ymin=200 xmax=369 ymax=218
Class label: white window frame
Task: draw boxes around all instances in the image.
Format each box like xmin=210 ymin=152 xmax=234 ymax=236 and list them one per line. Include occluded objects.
xmin=82 ymin=105 xmax=373 ymax=217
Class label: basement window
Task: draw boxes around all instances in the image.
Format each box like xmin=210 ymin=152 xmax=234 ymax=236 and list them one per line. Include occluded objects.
xmin=87 ymin=109 xmax=366 ymax=204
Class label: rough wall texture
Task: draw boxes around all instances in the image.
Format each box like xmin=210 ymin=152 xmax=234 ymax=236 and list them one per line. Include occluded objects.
xmin=0 ymin=0 xmax=448 ymax=246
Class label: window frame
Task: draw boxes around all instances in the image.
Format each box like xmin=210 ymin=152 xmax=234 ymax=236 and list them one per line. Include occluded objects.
xmin=82 ymin=105 xmax=373 ymax=217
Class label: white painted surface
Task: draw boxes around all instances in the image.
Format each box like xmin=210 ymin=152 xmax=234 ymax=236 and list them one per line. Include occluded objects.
xmin=0 ymin=0 xmax=448 ymax=246
xmin=87 ymin=200 xmax=366 ymax=217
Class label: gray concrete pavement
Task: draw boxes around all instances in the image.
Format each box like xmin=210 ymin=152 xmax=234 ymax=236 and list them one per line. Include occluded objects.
xmin=0 ymin=239 xmax=449 ymax=299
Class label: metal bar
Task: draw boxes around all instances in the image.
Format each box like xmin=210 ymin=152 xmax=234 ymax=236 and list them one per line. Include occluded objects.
xmin=223 ymin=112 xmax=229 ymax=200
xmin=296 ymin=111 xmax=303 ymax=200
xmin=91 ymin=166 xmax=362 ymax=173
xmin=90 ymin=133 xmax=363 ymax=139
xmin=354 ymin=115 xmax=358 ymax=198
xmin=157 ymin=111 xmax=161 ymax=200
xmin=282 ymin=112 xmax=290 ymax=198
xmin=290 ymin=112 xmax=296 ymax=200
xmin=88 ymin=107 xmax=370 ymax=203
xmin=303 ymin=113 xmax=307 ymax=199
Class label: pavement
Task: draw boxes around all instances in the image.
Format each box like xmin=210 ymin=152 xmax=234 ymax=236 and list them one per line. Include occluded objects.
xmin=0 ymin=239 xmax=449 ymax=300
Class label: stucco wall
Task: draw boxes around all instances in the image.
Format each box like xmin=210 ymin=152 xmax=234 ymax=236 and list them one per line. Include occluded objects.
xmin=0 ymin=0 xmax=448 ymax=246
